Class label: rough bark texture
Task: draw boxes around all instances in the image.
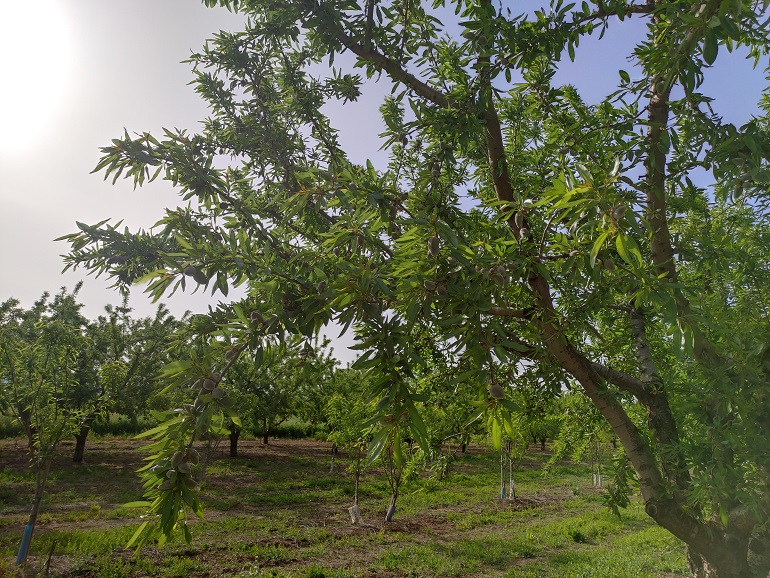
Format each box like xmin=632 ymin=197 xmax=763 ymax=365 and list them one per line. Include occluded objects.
xmin=73 ymin=426 xmax=90 ymax=463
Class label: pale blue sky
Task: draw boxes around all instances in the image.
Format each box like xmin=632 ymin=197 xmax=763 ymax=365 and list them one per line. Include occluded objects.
xmin=0 ymin=1 xmax=766 ymax=341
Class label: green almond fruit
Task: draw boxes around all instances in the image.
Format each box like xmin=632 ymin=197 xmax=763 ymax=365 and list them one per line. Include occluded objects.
xmin=171 ymin=451 xmax=185 ymax=468
xmin=192 ymin=269 xmax=208 ymax=284
xmin=427 ymin=236 xmax=440 ymax=257
xmin=489 ymin=383 xmax=506 ymax=399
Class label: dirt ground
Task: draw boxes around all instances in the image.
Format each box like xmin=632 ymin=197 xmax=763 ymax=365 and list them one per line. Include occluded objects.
xmin=0 ymin=437 xmax=669 ymax=578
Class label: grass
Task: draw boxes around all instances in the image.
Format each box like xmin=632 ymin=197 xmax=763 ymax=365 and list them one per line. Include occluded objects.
xmin=0 ymin=436 xmax=689 ymax=577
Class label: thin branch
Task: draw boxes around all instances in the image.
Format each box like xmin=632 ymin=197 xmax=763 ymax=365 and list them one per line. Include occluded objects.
xmin=487 ymin=306 xmax=532 ymax=319
xmin=571 ymin=2 xmax=653 ymax=26
xmin=308 ymin=0 xmax=451 ymax=109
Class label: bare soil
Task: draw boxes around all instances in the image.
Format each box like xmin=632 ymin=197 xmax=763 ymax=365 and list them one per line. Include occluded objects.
xmin=0 ymin=437 xmax=682 ymax=578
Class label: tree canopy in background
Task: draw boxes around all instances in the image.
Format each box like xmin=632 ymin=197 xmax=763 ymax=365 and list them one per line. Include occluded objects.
xmin=61 ymin=0 xmax=770 ymax=576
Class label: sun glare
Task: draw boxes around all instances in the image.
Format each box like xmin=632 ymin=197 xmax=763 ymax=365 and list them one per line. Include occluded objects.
xmin=0 ymin=1 xmax=73 ymax=155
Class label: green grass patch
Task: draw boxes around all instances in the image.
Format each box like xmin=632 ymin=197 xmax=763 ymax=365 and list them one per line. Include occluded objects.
xmin=0 ymin=438 xmax=688 ymax=577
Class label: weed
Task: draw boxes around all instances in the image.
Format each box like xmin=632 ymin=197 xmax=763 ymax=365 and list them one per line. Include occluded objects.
xmin=0 ymin=438 xmax=688 ymax=577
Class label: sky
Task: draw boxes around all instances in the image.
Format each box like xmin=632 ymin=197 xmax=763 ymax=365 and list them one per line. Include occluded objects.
xmin=0 ymin=1 xmax=767 ymax=356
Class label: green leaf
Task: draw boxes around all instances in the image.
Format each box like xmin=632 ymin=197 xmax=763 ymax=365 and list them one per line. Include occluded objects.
xmin=719 ymin=503 xmax=729 ymax=527
xmin=703 ymin=30 xmax=718 ymax=65
xmin=122 ymin=501 xmax=152 ymax=509
xmin=126 ymin=521 xmax=150 ymax=548
xmin=491 ymin=417 xmax=502 ymax=450
xmin=466 ymin=405 xmax=487 ymax=427
xmin=365 ymin=426 xmax=391 ymax=467
xmin=590 ymin=231 xmax=610 ymax=269
xmin=616 ymin=233 xmax=643 ymax=269
xmin=745 ymin=133 xmax=758 ymax=154
xmin=134 ymin=416 xmax=182 ymax=439
xmin=406 ymin=403 xmax=430 ymax=454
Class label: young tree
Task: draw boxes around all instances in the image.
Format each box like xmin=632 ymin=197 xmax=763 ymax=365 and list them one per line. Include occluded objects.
xmin=291 ymin=338 xmax=340 ymax=430
xmin=97 ymin=304 xmax=186 ymax=425
xmin=228 ymin=337 xmax=307 ymax=446
xmin=0 ymin=288 xmax=91 ymax=566
xmin=61 ymin=1 xmax=770 ymax=575
xmin=325 ymin=369 xmax=375 ymax=523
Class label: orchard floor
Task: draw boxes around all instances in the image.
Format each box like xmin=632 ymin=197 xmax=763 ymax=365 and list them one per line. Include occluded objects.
xmin=0 ymin=437 xmax=688 ymax=577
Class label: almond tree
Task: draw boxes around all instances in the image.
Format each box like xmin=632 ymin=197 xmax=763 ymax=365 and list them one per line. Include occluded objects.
xmin=0 ymin=288 xmax=90 ymax=566
xmin=61 ymin=0 xmax=770 ymax=575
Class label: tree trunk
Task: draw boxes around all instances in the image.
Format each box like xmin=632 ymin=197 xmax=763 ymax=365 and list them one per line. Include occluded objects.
xmin=261 ymin=419 xmax=269 ymax=445
xmin=353 ymin=451 xmax=361 ymax=506
xmin=689 ymin=544 xmax=746 ymax=578
xmin=229 ymin=428 xmax=240 ymax=458
xmin=73 ymin=425 xmax=90 ymax=463
xmin=16 ymin=494 xmax=42 ymax=566
xmin=682 ymin=526 xmax=770 ymax=578
xmin=16 ymin=457 xmax=52 ymax=566
xmin=20 ymin=407 xmax=35 ymax=454
xmin=385 ymin=492 xmax=397 ymax=522
xmin=329 ymin=443 xmax=338 ymax=474
xmin=539 ymin=437 xmax=546 ymax=451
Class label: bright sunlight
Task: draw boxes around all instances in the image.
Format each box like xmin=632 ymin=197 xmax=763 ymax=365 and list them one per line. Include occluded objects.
xmin=0 ymin=1 xmax=73 ymax=155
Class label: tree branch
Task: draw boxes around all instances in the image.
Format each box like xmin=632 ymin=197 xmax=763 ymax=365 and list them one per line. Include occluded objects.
xmin=487 ymin=306 xmax=532 ymax=319
xmin=571 ymin=2 xmax=653 ymax=27
xmin=644 ymin=0 xmax=726 ymax=367
xmin=590 ymin=362 xmax=648 ymax=398
xmin=309 ymin=1 xmax=451 ymax=109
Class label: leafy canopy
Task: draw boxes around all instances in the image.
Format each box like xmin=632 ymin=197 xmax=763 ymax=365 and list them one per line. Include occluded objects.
xmin=60 ymin=0 xmax=770 ymax=572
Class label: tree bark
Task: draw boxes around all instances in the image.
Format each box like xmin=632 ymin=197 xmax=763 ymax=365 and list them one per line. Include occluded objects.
xmin=261 ymin=418 xmax=269 ymax=445
xmin=73 ymin=425 xmax=90 ymax=463
xmin=687 ymin=539 xmax=753 ymax=578
xmin=385 ymin=492 xmax=397 ymax=522
xmin=229 ymin=427 xmax=240 ymax=458
xmin=16 ymin=456 xmax=52 ymax=566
